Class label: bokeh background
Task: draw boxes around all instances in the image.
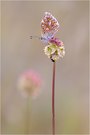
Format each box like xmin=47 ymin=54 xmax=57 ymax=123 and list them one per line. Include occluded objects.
xmin=1 ymin=1 xmax=89 ymax=134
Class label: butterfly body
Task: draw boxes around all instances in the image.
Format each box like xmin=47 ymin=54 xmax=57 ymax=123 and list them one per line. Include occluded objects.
xmin=41 ymin=33 xmax=54 ymax=44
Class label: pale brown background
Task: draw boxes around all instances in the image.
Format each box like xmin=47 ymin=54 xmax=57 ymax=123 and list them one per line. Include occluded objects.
xmin=1 ymin=1 xmax=89 ymax=134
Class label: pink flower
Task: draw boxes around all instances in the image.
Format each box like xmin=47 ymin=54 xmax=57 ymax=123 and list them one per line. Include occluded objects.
xmin=18 ymin=70 xmax=42 ymax=99
xmin=49 ymin=37 xmax=64 ymax=47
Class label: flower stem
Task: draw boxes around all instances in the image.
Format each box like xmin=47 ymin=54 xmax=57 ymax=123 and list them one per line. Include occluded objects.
xmin=52 ymin=62 xmax=56 ymax=135
xmin=26 ymin=97 xmax=30 ymax=134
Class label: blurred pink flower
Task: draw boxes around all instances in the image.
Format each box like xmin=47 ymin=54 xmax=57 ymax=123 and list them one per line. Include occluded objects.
xmin=18 ymin=70 xmax=42 ymax=99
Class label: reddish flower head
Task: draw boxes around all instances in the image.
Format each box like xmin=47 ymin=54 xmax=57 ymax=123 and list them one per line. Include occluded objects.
xmin=18 ymin=70 xmax=42 ymax=99
xmin=49 ymin=37 xmax=64 ymax=47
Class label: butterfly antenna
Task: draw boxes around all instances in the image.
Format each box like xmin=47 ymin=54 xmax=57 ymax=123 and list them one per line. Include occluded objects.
xmin=30 ymin=36 xmax=41 ymax=40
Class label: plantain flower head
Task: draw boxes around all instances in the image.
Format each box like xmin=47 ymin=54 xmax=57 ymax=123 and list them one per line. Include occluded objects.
xmin=18 ymin=70 xmax=42 ymax=99
xmin=44 ymin=38 xmax=65 ymax=62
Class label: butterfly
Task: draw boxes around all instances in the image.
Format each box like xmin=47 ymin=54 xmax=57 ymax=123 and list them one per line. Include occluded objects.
xmin=41 ymin=12 xmax=60 ymax=44
xmin=30 ymin=12 xmax=65 ymax=62
xmin=30 ymin=12 xmax=60 ymax=45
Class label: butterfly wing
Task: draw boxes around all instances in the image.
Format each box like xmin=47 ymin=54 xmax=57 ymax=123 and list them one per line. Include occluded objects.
xmin=41 ymin=12 xmax=60 ymax=40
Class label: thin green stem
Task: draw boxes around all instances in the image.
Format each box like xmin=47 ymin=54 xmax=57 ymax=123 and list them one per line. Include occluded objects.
xmin=26 ymin=97 xmax=30 ymax=134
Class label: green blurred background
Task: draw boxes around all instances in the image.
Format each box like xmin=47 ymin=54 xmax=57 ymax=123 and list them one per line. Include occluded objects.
xmin=1 ymin=1 xmax=89 ymax=134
